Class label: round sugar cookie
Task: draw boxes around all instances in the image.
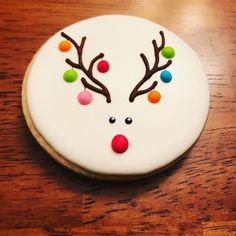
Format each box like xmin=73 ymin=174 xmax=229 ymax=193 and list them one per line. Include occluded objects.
xmin=22 ymin=15 xmax=209 ymax=180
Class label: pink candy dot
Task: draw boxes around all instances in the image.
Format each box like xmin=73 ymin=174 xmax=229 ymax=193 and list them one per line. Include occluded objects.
xmin=78 ymin=91 xmax=93 ymax=105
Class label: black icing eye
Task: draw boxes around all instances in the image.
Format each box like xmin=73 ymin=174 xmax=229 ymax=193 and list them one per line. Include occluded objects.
xmin=125 ymin=117 xmax=133 ymax=124
xmin=109 ymin=117 xmax=116 ymax=124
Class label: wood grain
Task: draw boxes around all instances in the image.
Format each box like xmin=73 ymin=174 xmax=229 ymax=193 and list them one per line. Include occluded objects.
xmin=0 ymin=0 xmax=235 ymax=235
xmin=202 ymin=221 xmax=236 ymax=236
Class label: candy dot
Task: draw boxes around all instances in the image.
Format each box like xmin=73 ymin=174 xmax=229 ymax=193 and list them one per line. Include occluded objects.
xmin=148 ymin=90 xmax=161 ymax=103
xmin=109 ymin=117 xmax=116 ymax=124
xmin=63 ymin=70 xmax=78 ymax=83
xmin=161 ymin=46 xmax=175 ymax=59
xmin=78 ymin=90 xmax=93 ymax=105
xmin=160 ymin=70 xmax=172 ymax=83
xmin=97 ymin=60 xmax=109 ymax=73
xmin=59 ymin=40 xmax=71 ymax=52
xmin=125 ymin=117 xmax=133 ymax=125
xmin=111 ymin=134 xmax=129 ymax=153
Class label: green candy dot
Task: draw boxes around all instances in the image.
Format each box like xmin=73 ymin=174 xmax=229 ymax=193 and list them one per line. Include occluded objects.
xmin=161 ymin=46 xmax=175 ymax=59
xmin=63 ymin=70 xmax=78 ymax=83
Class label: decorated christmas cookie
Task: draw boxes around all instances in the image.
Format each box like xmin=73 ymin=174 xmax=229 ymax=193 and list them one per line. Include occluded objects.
xmin=22 ymin=15 xmax=209 ymax=180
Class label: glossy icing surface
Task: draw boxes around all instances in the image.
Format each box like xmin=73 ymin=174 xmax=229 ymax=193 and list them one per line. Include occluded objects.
xmin=26 ymin=15 xmax=209 ymax=175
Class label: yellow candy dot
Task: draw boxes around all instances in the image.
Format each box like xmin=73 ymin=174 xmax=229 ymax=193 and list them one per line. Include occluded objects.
xmin=148 ymin=90 xmax=161 ymax=103
xmin=59 ymin=40 xmax=71 ymax=52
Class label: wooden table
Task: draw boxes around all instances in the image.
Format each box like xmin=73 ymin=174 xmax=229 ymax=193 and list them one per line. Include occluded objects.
xmin=0 ymin=1 xmax=235 ymax=235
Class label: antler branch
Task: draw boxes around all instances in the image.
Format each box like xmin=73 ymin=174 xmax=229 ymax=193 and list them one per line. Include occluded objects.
xmin=61 ymin=32 xmax=111 ymax=103
xmin=129 ymin=31 xmax=172 ymax=102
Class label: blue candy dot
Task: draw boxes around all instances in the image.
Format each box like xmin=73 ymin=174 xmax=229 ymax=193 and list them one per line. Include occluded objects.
xmin=160 ymin=70 xmax=172 ymax=83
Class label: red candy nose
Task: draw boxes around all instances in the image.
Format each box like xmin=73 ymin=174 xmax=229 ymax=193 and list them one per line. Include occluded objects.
xmin=111 ymin=134 xmax=129 ymax=153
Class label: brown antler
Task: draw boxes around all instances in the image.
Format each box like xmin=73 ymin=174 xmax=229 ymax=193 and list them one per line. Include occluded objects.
xmin=61 ymin=32 xmax=111 ymax=103
xmin=129 ymin=31 xmax=172 ymax=102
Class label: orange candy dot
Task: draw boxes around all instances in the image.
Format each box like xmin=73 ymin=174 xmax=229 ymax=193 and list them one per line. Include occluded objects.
xmin=148 ymin=90 xmax=161 ymax=103
xmin=59 ymin=40 xmax=71 ymax=52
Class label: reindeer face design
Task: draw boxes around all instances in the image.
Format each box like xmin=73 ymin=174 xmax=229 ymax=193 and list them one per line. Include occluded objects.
xmin=26 ymin=15 xmax=209 ymax=177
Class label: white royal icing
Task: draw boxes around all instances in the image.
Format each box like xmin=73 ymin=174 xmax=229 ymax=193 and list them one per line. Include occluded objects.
xmin=26 ymin=15 xmax=209 ymax=175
